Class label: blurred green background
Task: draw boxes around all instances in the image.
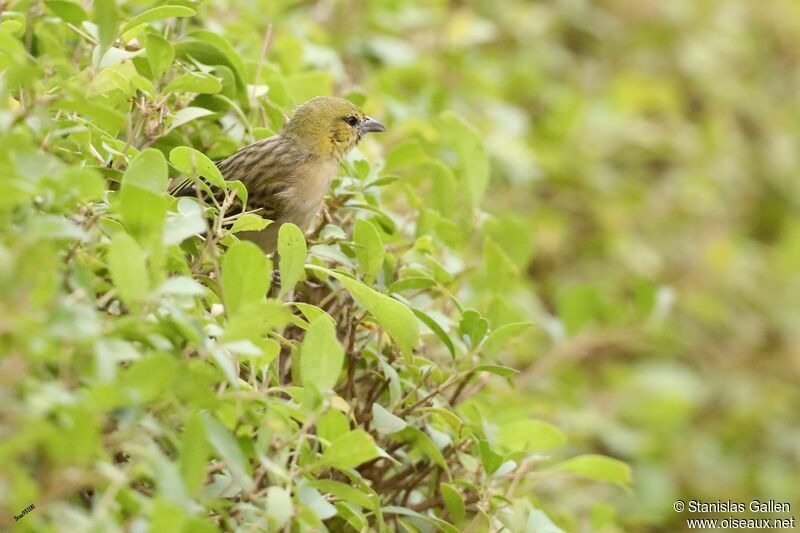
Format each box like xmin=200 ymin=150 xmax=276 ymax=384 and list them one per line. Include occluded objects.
xmin=242 ymin=0 xmax=800 ymax=529
xmin=2 ymin=0 xmax=799 ymax=530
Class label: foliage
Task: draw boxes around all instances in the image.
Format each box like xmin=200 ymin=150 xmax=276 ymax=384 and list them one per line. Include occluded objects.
xmin=0 ymin=1 xmax=623 ymax=531
xmin=2 ymin=0 xmax=799 ymax=532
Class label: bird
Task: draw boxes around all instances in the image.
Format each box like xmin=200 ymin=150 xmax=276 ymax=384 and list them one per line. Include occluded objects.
xmin=171 ymin=96 xmax=387 ymax=252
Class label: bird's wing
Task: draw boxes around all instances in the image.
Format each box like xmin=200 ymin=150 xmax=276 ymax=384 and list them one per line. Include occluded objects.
xmin=169 ymin=135 xmax=303 ymax=221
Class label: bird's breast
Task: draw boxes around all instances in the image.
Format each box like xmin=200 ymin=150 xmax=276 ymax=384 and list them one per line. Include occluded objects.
xmin=283 ymin=158 xmax=338 ymax=230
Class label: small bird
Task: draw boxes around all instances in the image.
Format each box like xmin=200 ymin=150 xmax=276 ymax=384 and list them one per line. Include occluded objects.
xmin=172 ymin=96 xmax=386 ymax=252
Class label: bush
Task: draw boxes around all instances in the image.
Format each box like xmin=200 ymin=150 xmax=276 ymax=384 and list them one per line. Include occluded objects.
xmin=0 ymin=2 xmax=632 ymax=531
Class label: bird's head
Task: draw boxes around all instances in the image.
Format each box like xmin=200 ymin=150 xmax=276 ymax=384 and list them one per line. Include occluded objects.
xmin=280 ymin=96 xmax=387 ymax=161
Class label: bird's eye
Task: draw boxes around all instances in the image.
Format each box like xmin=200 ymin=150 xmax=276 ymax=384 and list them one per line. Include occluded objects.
xmin=344 ymin=115 xmax=359 ymax=127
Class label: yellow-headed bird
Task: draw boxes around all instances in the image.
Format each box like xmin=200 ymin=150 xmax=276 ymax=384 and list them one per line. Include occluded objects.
xmin=172 ymin=96 xmax=386 ymax=252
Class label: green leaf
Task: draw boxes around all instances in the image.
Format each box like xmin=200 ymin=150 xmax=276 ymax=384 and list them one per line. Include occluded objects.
xmin=298 ymin=486 xmax=337 ymax=520
xmin=93 ymin=0 xmax=118 ymax=51
xmin=371 ymin=403 xmax=407 ymax=435
xmin=389 ymin=276 xmax=436 ymax=294
xmin=353 ymin=219 xmax=384 ymax=282
xmin=292 ymin=303 xmax=335 ymax=328
xmin=121 ymin=149 xmax=169 ymax=242
xmin=157 ymin=276 xmax=205 ymax=297
xmin=118 ymin=353 xmax=176 ymax=404
xmin=221 ymin=241 xmax=270 ymax=315
xmin=300 ymin=318 xmax=344 ymax=392
xmin=146 ymin=34 xmax=174 ymax=80
xmin=180 ymin=412 xmax=209 ymax=495
xmin=440 ymin=111 xmax=489 ymax=207
xmin=174 ymin=31 xmax=246 ymax=100
xmin=107 ymin=232 xmax=150 ymax=307
xmin=555 ymin=454 xmax=633 ymax=485
xmin=230 ymin=214 xmax=271 ymax=233
xmin=123 ymin=148 xmax=168 ymax=191
xmin=320 ymin=429 xmax=380 ymax=470
xmin=496 ymin=419 xmax=567 ymax=453
xmin=393 ymin=427 xmax=449 ymax=474
xmin=344 ymin=203 xmax=397 ymax=234
xmin=164 ymin=72 xmax=222 ymax=95
xmin=441 ymin=483 xmax=465 ymax=524
xmin=335 ymin=502 xmax=369 ymax=531
xmin=529 ymin=509 xmax=566 ymax=533
xmin=460 ymin=310 xmax=489 ymax=349
xmin=150 ymin=500 xmax=186 ymax=532
xmin=307 ymin=266 xmax=419 ymax=358
xmin=45 ymin=1 xmax=88 ymax=25
xmin=472 ymin=364 xmax=519 ymax=378
xmin=29 ymin=215 xmax=85 ymax=241
xmin=278 ymin=223 xmax=307 ymax=295
xmin=163 ymin=198 xmax=205 ymax=246
xmin=381 ymin=506 xmax=459 ymax=533
xmin=482 ymin=322 xmax=535 ymax=356
xmin=223 ymin=301 xmax=286 ymax=343
xmin=202 ymin=414 xmax=253 ymax=491
xmin=316 ymin=409 xmax=349 ymax=444
xmin=412 ymin=308 xmax=456 ymax=358
xmin=266 ymin=486 xmax=294 ymax=528
xmin=162 ymin=198 xmax=206 ymax=246
xmin=478 ymin=439 xmax=504 ymax=475
xmin=59 ymin=97 xmax=126 ymax=134
xmin=169 ymin=107 xmax=215 ymax=132
xmin=121 ymin=6 xmax=196 ymax=34
xmin=169 ymin=146 xmax=226 ymax=189
xmin=310 ymin=480 xmax=377 ymax=511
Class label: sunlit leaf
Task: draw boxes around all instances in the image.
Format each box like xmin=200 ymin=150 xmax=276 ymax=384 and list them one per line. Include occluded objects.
xmin=180 ymin=412 xmax=209 ymax=495
xmin=371 ymin=403 xmax=407 ymax=435
xmin=45 ymin=1 xmax=88 ymax=25
xmin=482 ymin=322 xmax=535 ymax=356
xmin=169 ymin=107 xmax=216 ymax=133
xmin=412 ymin=308 xmax=456 ymax=358
xmin=121 ymin=6 xmax=196 ymax=34
xmin=307 ymin=265 xmax=419 ymax=358
xmin=107 ymin=232 xmax=150 ymax=307
xmin=441 ymin=483 xmax=465 ymax=524
xmin=393 ymin=427 xmax=449 ymax=475
xmin=459 ymin=310 xmax=489 ymax=349
xmin=310 ymin=480 xmax=378 ymax=511
xmin=164 ymin=72 xmax=222 ymax=95
xmin=472 ymin=364 xmax=519 ymax=378
xmin=278 ymin=223 xmax=307 ymax=295
xmin=169 ymin=146 xmax=226 ymax=190
xmin=320 ymin=429 xmax=380 ymax=469
xmin=146 ymin=34 xmax=174 ymax=79
xmin=266 ymin=486 xmax=294 ymax=528
xmin=221 ymin=241 xmax=270 ymax=315
xmin=230 ymin=214 xmax=271 ymax=233
xmin=93 ymin=0 xmax=118 ymax=51
xmin=354 ymin=219 xmax=384 ymax=282
xmin=163 ymin=199 xmax=205 ymax=246
xmin=300 ymin=318 xmax=344 ymax=392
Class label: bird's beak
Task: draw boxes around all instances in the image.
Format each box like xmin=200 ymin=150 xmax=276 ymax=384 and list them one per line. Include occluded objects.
xmin=359 ymin=117 xmax=387 ymax=135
